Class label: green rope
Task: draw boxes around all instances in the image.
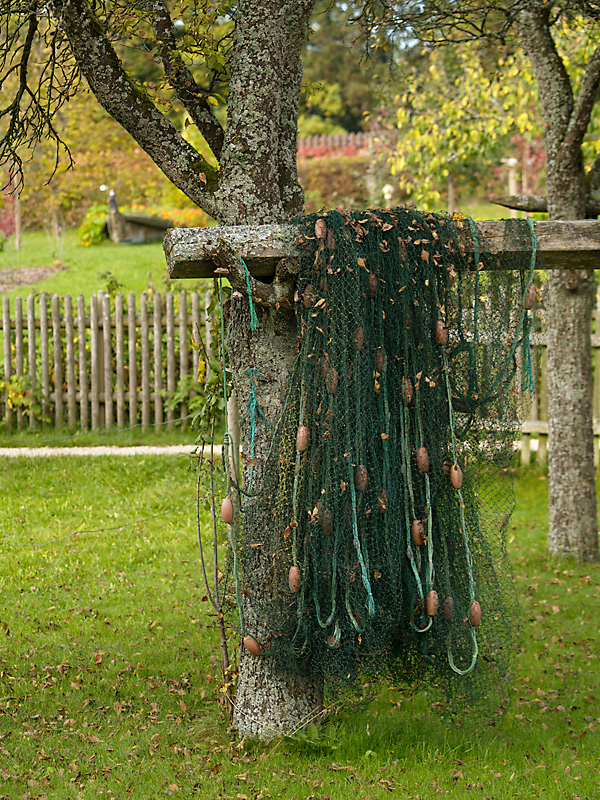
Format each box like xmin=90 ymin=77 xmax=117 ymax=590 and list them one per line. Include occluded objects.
xmin=240 ymin=257 xmax=259 ymax=332
xmin=240 ymin=368 xmax=272 ymax=506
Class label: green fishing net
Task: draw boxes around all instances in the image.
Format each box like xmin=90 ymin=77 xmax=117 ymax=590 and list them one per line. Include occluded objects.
xmin=229 ymin=208 xmax=537 ymax=711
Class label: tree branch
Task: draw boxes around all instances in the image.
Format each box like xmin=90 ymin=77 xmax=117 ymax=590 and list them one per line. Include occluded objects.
xmin=491 ymin=193 xmax=600 ymax=217
xmin=54 ymin=0 xmax=222 ymax=219
xmin=562 ymin=42 xmax=600 ymax=158
xmin=140 ymin=0 xmax=225 ymax=159
xmin=518 ymin=3 xmax=573 ymax=149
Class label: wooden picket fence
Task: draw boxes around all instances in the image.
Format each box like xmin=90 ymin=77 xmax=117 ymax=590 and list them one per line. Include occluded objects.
xmin=1 ymin=290 xmax=209 ymax=432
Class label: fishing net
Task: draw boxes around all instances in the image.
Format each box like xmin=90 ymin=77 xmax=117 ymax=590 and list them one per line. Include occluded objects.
xmin=227 ymin=208 xmax=537 ymax=712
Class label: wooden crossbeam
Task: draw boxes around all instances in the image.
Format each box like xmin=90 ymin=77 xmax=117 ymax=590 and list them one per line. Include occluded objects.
xmin=164 ymin=219 xmax=600 ymax=279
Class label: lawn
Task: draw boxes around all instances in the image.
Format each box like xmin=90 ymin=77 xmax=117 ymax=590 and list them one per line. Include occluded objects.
xmin=0 ymin=230 xmax=206 ymax=303
xmin=1 ymin=455 xmax=599 ymax=800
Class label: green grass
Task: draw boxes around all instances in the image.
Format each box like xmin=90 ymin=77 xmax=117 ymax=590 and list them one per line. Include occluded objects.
xmin=1 ymin=457 xmax=600 ymax=798
xmin=0 ymin=230 xmax=205 ymax=302
xmin=0 ymin=421 xmax=202 ymax=449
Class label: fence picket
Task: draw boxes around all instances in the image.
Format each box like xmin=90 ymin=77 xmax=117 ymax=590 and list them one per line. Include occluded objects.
xmin=78 ymin=294 xmax=88 ymax=431
xmin=128 ymin=292 xmax=137 ymax=427
xmin=179 ymin=290 xmax=188 ymax=428
xmin=154 ymin=292 xmax=163 ymax=430
xmin=52 ymin=295 xmax=63 ymax=428
xmin=141 ymin=292 xmax=150 ymax=431
xmin=15 ymin=297 xmax=23 ymax=429
xmin=27 ymin=294 xmax=36 ymax=429
xmin=40 ymin=294 xmax=50 ymax=425
xmin=90 ymin=294 xmax=100 ymax=430
xmin=166 ymin=291 xmax=175 ymax=429
xmin=65 ymin=294 xmax=76 ymax=429
xmin=2 ymin=297 xmax=11 ymax=430
xmin=115 ymin=292 xmax=125 ymax=428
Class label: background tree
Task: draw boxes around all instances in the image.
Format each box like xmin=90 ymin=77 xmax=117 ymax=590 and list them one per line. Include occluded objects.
xmin=366 ymin=0 xmax=600 ymax=562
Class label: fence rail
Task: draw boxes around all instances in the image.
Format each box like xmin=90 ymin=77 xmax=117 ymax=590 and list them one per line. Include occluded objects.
xmin=1 ymin=290 xmax=208 ymax=432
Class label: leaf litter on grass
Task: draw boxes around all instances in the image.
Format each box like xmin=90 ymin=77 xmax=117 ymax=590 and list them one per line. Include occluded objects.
xmin=1 ymin=461 xmax=600 ymax=798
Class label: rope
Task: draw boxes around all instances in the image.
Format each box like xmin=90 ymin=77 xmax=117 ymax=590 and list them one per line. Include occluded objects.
xmin=240 ymin=257 xmax=259 ymax=332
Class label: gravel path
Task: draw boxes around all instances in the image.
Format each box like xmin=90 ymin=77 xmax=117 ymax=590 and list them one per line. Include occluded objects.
xmin=0 ymin=445 xmax=223 ymax=457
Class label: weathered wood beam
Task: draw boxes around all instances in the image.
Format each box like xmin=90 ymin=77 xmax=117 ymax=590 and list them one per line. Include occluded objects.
xmin=491 ymin=193 xmax=600 ymax=217
xmin=164 ymin=219 xmax=600 ymax=279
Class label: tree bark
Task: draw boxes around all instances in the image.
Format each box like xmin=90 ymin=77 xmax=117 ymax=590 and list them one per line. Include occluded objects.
xmin=213 ymin=0 xmax=322 ymax=737
xmin=520 ymin=4 xmax=599 ymax=561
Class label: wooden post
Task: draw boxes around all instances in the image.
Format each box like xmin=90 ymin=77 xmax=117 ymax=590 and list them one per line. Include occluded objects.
xmin=192 ymin=290 xmax=201 ymax=383
xmin=27 ymin=294 xmax=36 ymax=429
xmin=2 ymin=296 xmax=12 ymax=431
xmin=52 ymin=294 xmax=63 ymax=428
xmin=65 ymin=294 xmax=77 ymax=430
xmin=538 ymin=346 xmax=549 ymax=467
xmin=128 ymin=292 xmax=137 ymax=427
xmin=154 ymin=292 xmax=163 ymax=430
xmin=115 ymin=292 xmax=125 ymax=428
xmin=77 ymin=294 xmax=89 ymax=431
xmin=40 ymin=294 xmax=50 ymax=426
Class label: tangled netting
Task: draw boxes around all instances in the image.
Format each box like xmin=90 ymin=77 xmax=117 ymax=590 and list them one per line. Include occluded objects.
xmin=229 ymin=208 xmax=537 ymax=712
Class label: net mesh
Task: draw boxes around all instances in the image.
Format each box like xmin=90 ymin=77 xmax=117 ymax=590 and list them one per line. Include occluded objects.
xmin=229 ymin=208 xmax=537 ymax=713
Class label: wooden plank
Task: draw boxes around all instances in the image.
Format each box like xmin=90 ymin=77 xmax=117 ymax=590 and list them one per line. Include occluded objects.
xmin=164 ymin=219 xmax=600 ymax=279
xmin=65 ymin=294 xmax=76 ymax=430
xmin=52 ymin=294 xmax=63 ymax=428
xmin=115 ymin=292 xmax=125 ymax=428
xmin=154 ymin=292 xmax=163 ymax=429
xmin=40 ymin=294 xmax=50 ymax=426
xmin=2 ymin=296 xmax=12 ymax=430
xmin=166 ymin=291 xmax=175 ymax=429
xmin=128 ymin=292 xmax=137 ymax=427
xmin=141 ymin=292 xmax=150 ymax=431
xmin=103 ymin=294 xmax=113 ymax=428
xmin=179 ymin=290 xmax=188 ymax=428
xmin=77 ymin=294 xmax=89 ymax=430
xmin=15 ymin=296 xmax=23 ymax=429
xmin=27 ymin=294 xmax=36 ymax=428
xmin=90 ymin=294 xmax=100 ymax=430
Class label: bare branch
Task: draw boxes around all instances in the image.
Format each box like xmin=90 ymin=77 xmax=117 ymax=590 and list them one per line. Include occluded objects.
xmin=140 ymin=0 xmax=225 ymax=159
xmin=491 ymin=193 xmax=600 ymax=216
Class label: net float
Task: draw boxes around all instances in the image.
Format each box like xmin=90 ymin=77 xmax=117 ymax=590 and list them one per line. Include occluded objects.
xmin=469 ymin=600 xmax=482 ymax=627
xmin=402 ymin=377 xmax=413 ymax=405
xmin=442 ymin=595 xmax=454 ymax=622
xmin=374 ymin=347 xmax=385 ymax=372
xmin=355 ymin=464 xmax=368 ymax=492
xmin=296 ymin=425 xmax=309 ymax=452
xmin=303 ymin=284 xmax=316 ymax=308
xmin=368 ymin=272 xmax=378 ymax=297
xmin=524 ymin=284 xmax=536 ymax=309
xmin=450 ymin=464 xmax=463 ymax=489
xmin=325 ymin=366 xmax=338 ymax=394
xmin=411 ymin=519 xmax=426 ymax=546
xmin=426 ymin=590 xmax=439 ymax=617
xmin=322 ymin=508 xmax=333 ymax=534
xmin=353 ymin=326 xmax=365 ymax=351
xmin=243 ymin=635 xmax=260 ymax=656
xmin=416 ymin=446 xmax=429 ymax=472
xmin=315 ymin=218 xmax=327 ymax=239
xmin=435 ymin=319 xmax=448 ymax=346
xmin=221 ymin=497 xmax=234 ymax=524
xmin=378 ymin=489 xmax=388 ymax=513
xmin=288 ymin=565 xmax=301 ymax=593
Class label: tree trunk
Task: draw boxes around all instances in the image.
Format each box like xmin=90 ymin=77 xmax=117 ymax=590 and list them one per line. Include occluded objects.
xmin=215 ymin=0 xmax=322 ymax=738
xmin=520 ymin=4 xmax=599 ymax=562
xmin=545 ymin=166 xmax=598 ymax=561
